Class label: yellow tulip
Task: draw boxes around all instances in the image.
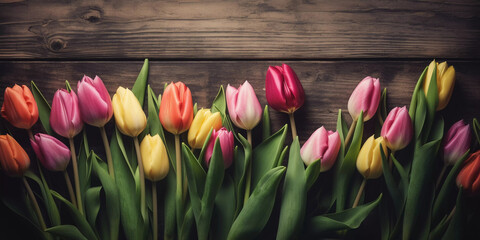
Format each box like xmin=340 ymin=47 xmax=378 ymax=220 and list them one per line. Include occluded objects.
xmin=112 ymin=87 xmax=147 ymax=137
xmin=356 ymin=135 xmax=388 ymax=179
xmin=140 ymin=134 xmax=169 ymax=181
xmin=423 ymin=60 xmax=455 ymax=111
xmin=188 ymin=109 xmax=222 ymax=149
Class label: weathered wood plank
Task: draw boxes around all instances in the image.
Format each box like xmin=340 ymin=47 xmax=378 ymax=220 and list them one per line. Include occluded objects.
xmin=1 ymin=60 xmax=478 ymax=140
xmin=0 ymin=0 xmax=479 ymax=59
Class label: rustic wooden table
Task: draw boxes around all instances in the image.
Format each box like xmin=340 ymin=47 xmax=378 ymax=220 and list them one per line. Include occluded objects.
xmin=1 ymin=0 xmax=479 ymax=239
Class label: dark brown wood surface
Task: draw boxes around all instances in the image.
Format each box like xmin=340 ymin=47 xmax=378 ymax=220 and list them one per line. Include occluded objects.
xmin=0 ymin=0 xmax=479 ymax=59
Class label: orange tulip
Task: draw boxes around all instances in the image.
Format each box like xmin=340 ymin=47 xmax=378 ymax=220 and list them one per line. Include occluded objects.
xmin=0 ymin=134 xmax=30 ymax=176
xmin=1 ymin=84 xmax=39 ymax=129
xmin=159 ymin=82 xmax=194 ymax=135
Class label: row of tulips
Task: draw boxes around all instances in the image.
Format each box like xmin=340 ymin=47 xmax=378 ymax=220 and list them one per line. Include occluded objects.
xmin=0 ymin=59 xmax=479 ymax=240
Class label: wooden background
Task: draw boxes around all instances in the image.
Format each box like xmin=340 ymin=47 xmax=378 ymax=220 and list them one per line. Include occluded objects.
xmin=1 ymin=0 xmax=479 ymax=238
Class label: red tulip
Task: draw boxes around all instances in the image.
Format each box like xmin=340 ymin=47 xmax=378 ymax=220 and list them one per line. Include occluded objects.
xmin=456 ymin=150 xmax=480 ymax=195
xmin=381 ymin=106 xmax=413 ymax=151
xmin=347 ymin=76 xmax=381 ymax=121
xmin=30 ymin=133 xmax=71 ymax=172
xmin=77 ymin=75 xmax=113 ymax=127
xmin=265 ymin=64 xmax=305 ymax=113
xmin=1 ymin=84 xmax=38 ymax=129
xmin=50 ymin=89 xmax=84 ymax=138
xmin=0 ymin=134 xmax=30 ymax=176
xmin=443 ymin=120 xmax=471 ymax=166
xmin=159 ymin=82 xmax=194 ymax=135
xmin=205 ymin=128 xmax=234 ymax=169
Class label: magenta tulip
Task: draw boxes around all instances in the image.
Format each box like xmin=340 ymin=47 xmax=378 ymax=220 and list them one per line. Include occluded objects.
xmin=226 ymin=80 xmax=262 ymax=130
xmin=77 ymin=75 xmax=113 ymax=127
xmin=381 ymin=106 xmax=413 ymax=151
xmin=265 ymin=64 xmax=305 ymax=113
xmin=50 ymin=89 xmax=83 ymax=138
xmin=443 ymin=120 xmax=471 ymax=165
xmin=30 ymin=133 xmax=71 ymax=171
xmin=300 ymin=126 xmax=341 ymax=172
xmin=347 ymin=76 xmax=381 ymax=121
xmin=205 ymin=127 xmax=234 ymax=169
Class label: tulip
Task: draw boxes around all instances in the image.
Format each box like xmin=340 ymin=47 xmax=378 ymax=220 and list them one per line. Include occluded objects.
xmin=30 ymin=133 xmax=70 ymax=172
xmin=226 ymin=80 xmax=262 ymax=130
xmin=159 ymin=82 xmax=194 ymax=135
xmin=443 ymin=120 xmax=471 ymax=166
xmin=356 ymin=135 xmax=388 ymax=179
xmin=112 ymin=87 xmax=147 ymax=137
xmin=423 ymin=60 xmax=455 ymax=111
xmin=1 ymin=84 xmax=39 ymax=129
xmin=348 ymin=76 xmax=381 ymax=121
xmin=77 ymin=75 xmax=113 ymax=127
xmin=50 ymin=89 xmax=84 ymax=138
xmin=300 ymin=126 xmax=341 ymax=172
xmin=265 ymin=64 xmax=305 ymax=113
xmin=140 ymin=134 xmax=170 ymax=181
xmin=188 ymin=109 xmax=222 ymax=149
xmin=0 ymin=134 xmax=30 ymax=176
xmin=205 ymin=127 xmax=234 ymax=169
xmin=381 ymin=106 xmax=413 ymax=151
xmin=456 ymin=150 xmax=480 ymax=194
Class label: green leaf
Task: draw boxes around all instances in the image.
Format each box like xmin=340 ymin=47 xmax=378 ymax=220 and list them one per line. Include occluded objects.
xmin=379 ymin=88 xmax=388 ymax=122
xmin=381 ymin=146 xmax=402 ymax=216
xmin=275 ymin=145 xmax=289 ymax=167
xmin=30 ymin=81 xmax=53 ymax=135
xmin=211 ymin=175 xmax=236 ymax=240
xmin=424 ymin=63 xmax=438 ymax=142
xmin=234 ymin=134 xmax=251 ymax=216
xmin=65 ymin=80 xmax=73 ymax=92
xmin=262 ymin=105 xmax=271 ymax=140
xmin=211 ymin=85 xmax=227 ymax=115
xmin=51 ymin=191 xmax=98 ymax=240
xmin=24 ymin=170 xmax=60 ymax=226
xmin=305 ymin=159 xmax=321 ymax=190
xmin=432 ymin=150 xmax=469 ymax=225
xmin=409 ymin=66 xmax=428 ymax=120
xmin=442 ymin=189 xmax=464 ymax=240
xmin=92 ymin=152 xmax=120 ymax=240
xmin=180 ymin=205 xmax=195 ymax=240
xmin=85 ymin=186 xmax=102 ymax=229
xmin=414 ymin=91 xmax=427 ymax=140
xmin=46 ymin=225 xmax=88 ymax=240
xmin=304 ymin=194 xmax=382 ymax=236
xmin=334 ymin=112 xmax=364 ymax=212
xmin=277 ymin=137 xmax=307 ymax=240
xmin=182 ymin=144 xmax=206 ymax=223
xmin=164 ymin=168 xmax=177 ymax=240
xmin=146 ymin=85 xmax=161 ymax=136
xmin=227 ymin=166 xmax=286 ymax=240
xmin=252 ymin=125 xmax=288 ymax=190
xmin=132 ymin=59 xmax=149 ymax=107
xmin=78 ymin=130 xmax=92 ymax=210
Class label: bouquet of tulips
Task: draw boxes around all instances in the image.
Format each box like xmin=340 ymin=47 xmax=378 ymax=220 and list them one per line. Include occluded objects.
xmin=1 ymin=59 xmax=478 ymax=240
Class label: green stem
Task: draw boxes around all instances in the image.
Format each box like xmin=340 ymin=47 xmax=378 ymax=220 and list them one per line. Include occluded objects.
xmin=352 ymin=178 xmax=367 ymax=208
xmin=244 ymin=130 xmax=253 ymax=205
xmin=63 ymin=170 xmax=77 ymax=207
xmin=152 ymin=181 xmax=158 ymax=240
xmin=133 ymin=137 xmax=146 ymax=220
xmin=344 ymin=120 xmax=357 ymax=148
xmin=436 ymin=164 xmax=448 ymax=191
xmin=100 ymin=126 xmax=115 ymax=179
xmin=23 ymin=177 xmax=47 ymax=230
xmin=289 ymin=113 xmax=297 ymax=140
xmin=174 ymin=134 xmax=184 ymax=234
xmin=69 ymin=138 xmax=83 ymax=214
xmin=389 ymin=150 xmax=396 ymax=171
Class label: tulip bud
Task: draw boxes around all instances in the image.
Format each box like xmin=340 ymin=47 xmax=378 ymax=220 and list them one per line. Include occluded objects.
xmin=188 ymin=109 xmax=222 ymax=149
xmin=0 ymin=134 xmax=30 ymax=176
xmin=356 ymin=135 xmax=388 ymax=179
xmin=456 ymin=150 xmax=480 ymax=195
xmin=347 ymin=76 xmax=381 ymax=121
xmin=77 ymin=75 xmax=113 ymax=127
xmin=226 ymin=80 xmax=262 ymax=130
xmin=265 ymin=64 xmax=305 ymax=113
xmin=381 ymin=106 xmax=413 ymax=151
xmin=112 ymin=87 xmax=147 ymax=137
xmin=30 ymin=133 xmax=70 ymax=172
xmin=300 ymin=126 xmax=341 ymax=172
xmin=159 ymin=82 xmax=194 ymax=135
xmin=50 ymin=89 xmax=84 ymax=138
xmin=205 ymin=127 xmax=234 ymax=169
xmin=423 ymin=60 xmax=455 ymax=111
xmin=140 ymin=134 xmax=170 ymax=181
xmin=443 ymin=120 xmax=471 ymax=166
xmin=1 ymin=84 xmax=39 ymax=129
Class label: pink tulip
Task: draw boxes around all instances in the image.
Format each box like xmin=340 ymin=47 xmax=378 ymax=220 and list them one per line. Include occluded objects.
xmin=443 ymin=120 xmax=471 ymax=165
xmin=381 ymin=106 xmax=413 ymax=151
xmin=226 ymin=80 xmax=262 ymax=130
xmin=265 ymin=64 xmax=305 ymax=113
xmin=50 ymin=89 xmax=84 ymax=138
xmin=300 ymin=126 xmax=341 ymax=172
xmin=77 ymin=75 xmax=113 ymax=127
xmin=205 ymin=128 xmax=234 ymax=169
xmin=347 ymin=76 xmax=381 ymax=121
xmin=30 ymin=133 xmax=71 ymax=171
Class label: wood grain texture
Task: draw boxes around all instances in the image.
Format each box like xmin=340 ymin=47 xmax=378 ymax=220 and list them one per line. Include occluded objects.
xmin=1 ymin=60 xmax=478 ymax=142
xmin=0 ymin=0 xmax=479 ymax=59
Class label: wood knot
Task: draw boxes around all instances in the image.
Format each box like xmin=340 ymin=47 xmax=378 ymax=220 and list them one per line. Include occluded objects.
xmin=48 ymin=38 xmax=66 ymax=52
xmin=80 ymin=7 xmax=103 ymax=23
